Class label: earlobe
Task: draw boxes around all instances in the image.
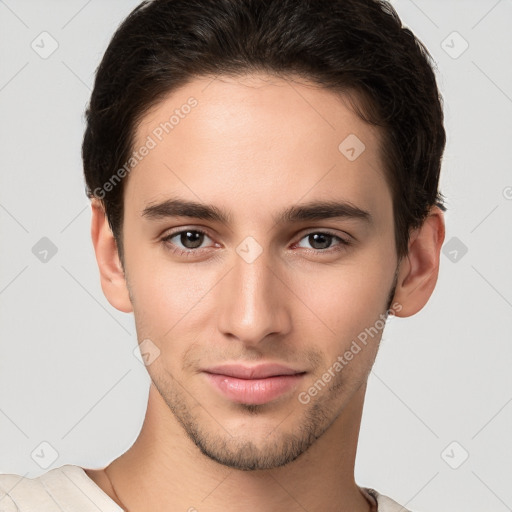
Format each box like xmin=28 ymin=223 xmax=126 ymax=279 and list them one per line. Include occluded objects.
xmin=90 ymin=199 xmax=133 ymax=313
xmin=393 ymin=206 xmax=446 ymax=318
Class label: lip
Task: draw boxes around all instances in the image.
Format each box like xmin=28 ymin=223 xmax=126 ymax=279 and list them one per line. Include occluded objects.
xmin=203 ymin=364 xmax=306 ymax=405
xmin=205 ymin=363 xmax=303 ymax=379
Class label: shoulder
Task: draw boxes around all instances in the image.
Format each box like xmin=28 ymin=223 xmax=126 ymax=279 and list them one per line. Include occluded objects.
xmin=0 ymin=466 xmax=56 ymax=512
xmin=0 ymin=465 xmax=122 ymax=512
xmin=363 ymin=487 xmax=414 ymax=512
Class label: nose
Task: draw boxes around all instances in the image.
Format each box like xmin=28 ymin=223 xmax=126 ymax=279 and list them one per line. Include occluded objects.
xmin=216 ymin=246 xmax=292 ymax=347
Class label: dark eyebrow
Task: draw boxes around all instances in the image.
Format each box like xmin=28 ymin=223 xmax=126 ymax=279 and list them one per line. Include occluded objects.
xmin=275 ymin=200 xmax=372 ymax=225
xmin=142 ymin=198 xmax=231 ymax=224
xmin=141 ymin=198 xmax=372 ymax=225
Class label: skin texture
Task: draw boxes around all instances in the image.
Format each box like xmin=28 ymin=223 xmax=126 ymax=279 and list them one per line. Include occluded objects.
xmin=86 ymin=73 xmax=445 ymax=512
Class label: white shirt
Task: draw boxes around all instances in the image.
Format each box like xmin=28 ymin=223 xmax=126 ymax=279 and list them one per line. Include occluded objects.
xmin=0 ymin=464 xmax=412 ymax=511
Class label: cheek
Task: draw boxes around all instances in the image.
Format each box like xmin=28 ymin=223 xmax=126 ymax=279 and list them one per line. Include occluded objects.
xmin=294 ymin=258 xmax=393 ymax=357
xmin=306 ymin=263 xmax=390 ymax=317
xmin=125 ymin=235 xmax=204 ymax=305
xmin=126 ymin=251 xmax=223 ymax=358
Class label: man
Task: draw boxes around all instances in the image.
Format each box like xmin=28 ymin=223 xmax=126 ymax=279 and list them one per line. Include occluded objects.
xmin=0 ymin=0 xmax=446 ymax=510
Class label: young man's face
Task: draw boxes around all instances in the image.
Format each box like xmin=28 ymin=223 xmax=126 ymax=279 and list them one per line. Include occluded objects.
xmin=106 ymin=73 xmax=403 ymax=470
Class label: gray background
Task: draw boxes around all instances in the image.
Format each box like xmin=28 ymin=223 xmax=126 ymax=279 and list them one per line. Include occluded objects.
xmin=0 ymin=1 xmax=511 ymax=510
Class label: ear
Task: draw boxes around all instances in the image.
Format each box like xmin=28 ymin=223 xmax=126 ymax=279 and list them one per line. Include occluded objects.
xmin=90 ymin=199 xmax=133 ymax=313
xmin=392 ymin=205 xmax=445 ymax=317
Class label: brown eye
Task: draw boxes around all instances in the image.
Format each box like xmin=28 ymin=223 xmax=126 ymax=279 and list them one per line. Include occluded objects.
xmin=296 ymin=232 xmax=350 ymax=251
xmin=178 ymin=230 xmax=205 ymax=249
xmin=161 ymin=229 xmax=213 ymax=252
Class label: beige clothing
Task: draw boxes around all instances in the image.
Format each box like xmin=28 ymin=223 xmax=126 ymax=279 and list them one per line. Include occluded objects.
xmin=0 ymin=464 xmax=412 ymax=511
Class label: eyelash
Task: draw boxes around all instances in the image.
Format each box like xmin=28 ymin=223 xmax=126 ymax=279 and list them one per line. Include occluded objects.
xmin=160 ymin=228 xmax=352 ymax=258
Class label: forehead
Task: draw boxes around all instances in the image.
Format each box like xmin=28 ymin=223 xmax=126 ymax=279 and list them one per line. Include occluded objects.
xmin=126 ymin=73 xmax=391 ymax=226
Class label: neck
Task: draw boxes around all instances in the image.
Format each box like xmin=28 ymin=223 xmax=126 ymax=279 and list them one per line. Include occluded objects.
xmin=89 ymin=382 xmax=372 ymax=512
